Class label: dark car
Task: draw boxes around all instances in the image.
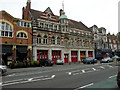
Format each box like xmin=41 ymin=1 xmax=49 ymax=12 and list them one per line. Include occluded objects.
xmin=82 ymin=57 xmax=97 ymax=64
xmin=117 ymin=67 xmax=120 ymax=88
xmin=40 ymin=59 xmax=54 ymax=66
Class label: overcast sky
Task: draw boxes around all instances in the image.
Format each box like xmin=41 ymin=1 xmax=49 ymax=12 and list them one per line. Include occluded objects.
xmin=0 ymin=0 xmax=119 ymax=34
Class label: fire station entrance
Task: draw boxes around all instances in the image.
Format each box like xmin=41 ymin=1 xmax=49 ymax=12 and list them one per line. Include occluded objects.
xmin=64 ymin=54 xmax=69 ymax=63
xmin=88 ymin=51 xmax=93 ymax=57
xmin=52 ymin=50 xmax=61 ymax=63
xmin=37 ymin=50 xmax=48 ymax=61
xmin=80 ymin=51 xmax=86 ymax=61
xmin=71 ymin=51 xmax=78 ymax=62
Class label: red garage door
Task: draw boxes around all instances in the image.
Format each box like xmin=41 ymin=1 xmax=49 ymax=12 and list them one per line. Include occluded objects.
xmin=64 ymin=54 xmax=69 ymax=63
xmin=37 ymin=50 xmax=48 ymax=61
xmin=88 ymin=51 xmax=93 ymax=57
xmin=52 ymin=50 xmax=61 ymax=63
xmin=71 ymin=51 xmax=78 ymax=62
xmin=80 ymin=51 xmax=86 ymax=61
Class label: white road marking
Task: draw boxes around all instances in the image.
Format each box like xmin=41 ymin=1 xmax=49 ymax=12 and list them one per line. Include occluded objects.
xmin=107 ymin=65 xmax=113 ymax=68
xmin=0 ymin=82 xmax=2 ymax=86
xmin=99 ymin=66 xmax=105 ymax=69
xmin=74 ymin=83 xmax=94 ymax=90
xmin=28 ymin=78 xmax=33 ymax=81
xmin=2 ymin=75 xmax=55 ymax=86
xmin=68 ymin=72 xmax=72 ymax=75
xmin=92 ymin=68 xmax=96 ymax=71
xmin=51 ymin=75 xmax=55 ymax=78
xmin=81 ymin=70 xmax=85 ymax=73
xmin=3 ymin=79 xmax=24 ymax=83
xmin=109 ymin=75 xmax=117 ymax=78
xmin=6 ymin=74 xmax=15 ymax=77
xmin=73 ymin=73 xmax=79 ymax=75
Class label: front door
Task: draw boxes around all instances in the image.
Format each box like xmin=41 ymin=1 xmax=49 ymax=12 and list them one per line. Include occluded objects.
xmin=64 ymin=54 xmax=69 ymax=63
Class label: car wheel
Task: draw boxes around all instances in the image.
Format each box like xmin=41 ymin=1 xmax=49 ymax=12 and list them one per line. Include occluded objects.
xmin=107 ymin=60 xmax=109 ymax=63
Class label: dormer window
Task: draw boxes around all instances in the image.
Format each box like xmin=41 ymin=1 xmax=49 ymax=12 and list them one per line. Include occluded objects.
xmin=47 ymin=14 xmax=51 ymax=19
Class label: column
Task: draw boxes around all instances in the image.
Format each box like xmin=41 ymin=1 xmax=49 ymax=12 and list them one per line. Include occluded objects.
xmin=12 ymin=45 xmax=16 ymax=60
xmin=33 ymin=46 xmax=37 ymax=61
xmin=86 ymin=50 xmax=88 ymax=57
xmin=27 ymin=45 xmax=32 ymax=60
xmin=78 ymin=49 xmax=80 ymax=63
xmin=93 ymin=50 xmax=95 ymax=58
xmin=69 ymin=50 xmax=71 ymax=64
xmin=48 ymin=49 xmax=52 ymax=60
xmin=61 ymin=49 xmax=64 ymax=62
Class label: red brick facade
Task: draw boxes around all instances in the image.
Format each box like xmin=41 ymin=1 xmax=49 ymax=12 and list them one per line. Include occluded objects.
xmin=0 ymin=11 xmax=32 ymax=65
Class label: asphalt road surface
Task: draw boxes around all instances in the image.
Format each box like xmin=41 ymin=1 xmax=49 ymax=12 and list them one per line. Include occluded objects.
xmin=1 ymin=63 xmax=119 ymax=89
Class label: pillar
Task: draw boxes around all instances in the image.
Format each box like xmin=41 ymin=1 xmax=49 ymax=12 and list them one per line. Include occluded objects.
xmin=93 ymin=50 xmax=95 ymax=58
xmin=69 ymin=50 xmax=71 ymax=64
xmin=12 ymin=45 xmax=16 ymax=60
xmin=86 ymin=50 xmax=88 ymax=57
xmin=33 ymin=46 xmax=37 ymax=61
xmin=48 ymin=49 xmax=52 ymax=60
xmin=61 ymin=49 xmax=64 ymax=62
xmin=78 ymin=49 xmax=80 ymax=63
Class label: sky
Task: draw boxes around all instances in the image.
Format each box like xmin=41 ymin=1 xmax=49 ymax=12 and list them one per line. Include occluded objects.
xmin=0 ymin=0 xmax=119 ymax=34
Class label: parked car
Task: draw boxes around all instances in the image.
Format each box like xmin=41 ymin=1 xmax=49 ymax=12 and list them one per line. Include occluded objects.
xmin=0 ymin=60 xmax=7 ymax=76
xmin=101 ymin=57 xmax=113 ymax=63
xmin=56 ymin=59 xmax=64 ymax=65
xmin=112 ymin=55 xmax=120 ymax=61
xmin=117 ymin=67 xmax=120 ymax=88
xmin=40 ymin=59 xmax=54 ymax=66
xmin=82 ymin=57 xmax=97 ymax=64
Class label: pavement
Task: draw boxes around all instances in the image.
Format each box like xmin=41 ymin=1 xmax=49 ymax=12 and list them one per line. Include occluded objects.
xmin=6 ymin=62 xmax=84 ymax=74
xmin=6 ymin=61 xmax=120 ymax=75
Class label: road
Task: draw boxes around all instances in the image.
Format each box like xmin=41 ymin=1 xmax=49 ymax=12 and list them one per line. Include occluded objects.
xmin=1 ymin=63 xmax=119 ymax=89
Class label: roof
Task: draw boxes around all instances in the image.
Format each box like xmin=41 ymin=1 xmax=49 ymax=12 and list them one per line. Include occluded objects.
xmin=29 ymin=8 xmax=91 ymax=32
xmin=59 ymin=11 xmax=68 ymax=19
xmin=68 ymin=19 xmax=91 ymax=32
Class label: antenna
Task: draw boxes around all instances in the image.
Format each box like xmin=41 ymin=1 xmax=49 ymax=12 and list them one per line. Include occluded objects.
xmin=62 ymin=0 xmax=64 ymax=11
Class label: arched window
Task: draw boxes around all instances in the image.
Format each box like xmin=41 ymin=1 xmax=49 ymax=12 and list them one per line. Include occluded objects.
xmin=51 ymin=36 xmax=55 ymax=44
xmin=0 ymin=22 xmax=13 ymax=37
xmin=43 ymin=35 xmax=47 ymax=44
xmin=37 ymin=35 xmax=41 ymax=44
xmin=17 ymin=32 xmax=27 ymax=38
xmin=57 ymin=37 xmax=60 ymax=45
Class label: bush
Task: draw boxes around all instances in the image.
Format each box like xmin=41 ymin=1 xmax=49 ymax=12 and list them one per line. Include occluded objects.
xmin=34 ymin=61 xmax=40 ymax=67
xmin=18 ymin=62 xmax=24 ymax=68
xmin=30 ymin=60 xmax=35 ymax=67
xmin=23 ymin=62 xmax=27 ymax=68
xmin=14 ymin=63 xmax=19 ymax=68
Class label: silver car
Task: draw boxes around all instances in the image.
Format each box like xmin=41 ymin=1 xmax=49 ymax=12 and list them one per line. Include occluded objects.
xmin=56 ymin=59 xmax=64 ymax=65
xmin=0 ymin=60 xmax=7 ymax=76
xmin=101 ymin=57 xmax=113 ymax=63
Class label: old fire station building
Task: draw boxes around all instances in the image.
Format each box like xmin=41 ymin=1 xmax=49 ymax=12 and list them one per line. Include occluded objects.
xmin=0 ymin=10 xmax=32 ymax=65
xmin=23 ymin=0 xmax=94 ymax=63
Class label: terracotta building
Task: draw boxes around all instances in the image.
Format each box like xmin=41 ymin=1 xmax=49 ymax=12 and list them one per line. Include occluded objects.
xmin=0 ymin=10 xmax=32 ymax=65
xmin=22 ymin=0 xmax=94 ymax=63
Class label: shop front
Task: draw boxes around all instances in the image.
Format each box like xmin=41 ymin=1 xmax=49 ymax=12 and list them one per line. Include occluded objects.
xmin=16 ymin=46 xmax=28 ymax=62
xmin=2 ymin=45 xmax=13 ymax=65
